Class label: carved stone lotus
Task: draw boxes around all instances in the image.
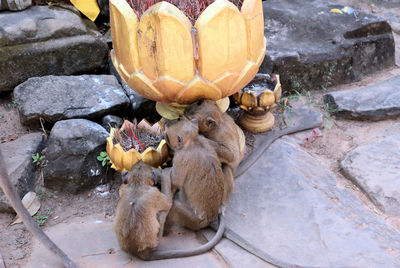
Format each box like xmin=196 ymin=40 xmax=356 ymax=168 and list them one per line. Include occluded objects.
xmin=109 ymin=0 xmax=266 ymax=105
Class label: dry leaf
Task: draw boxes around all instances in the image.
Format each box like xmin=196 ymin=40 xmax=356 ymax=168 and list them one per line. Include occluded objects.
xmin=11 ymin=192 xmax=41 ymax=225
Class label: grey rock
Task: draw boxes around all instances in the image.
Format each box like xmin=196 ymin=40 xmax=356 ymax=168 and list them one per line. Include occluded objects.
xmin=227 ymin=136 xmax=400 ymax=267
xmin=43 ymin=119 xmax=111 ymax=193
xmin=109 ymin=59 xmax=160 ymax=123
xmin=101 ymin=115 xmax=123 ymax=132
xmin=323 ymin=75 xmax=400 ymax=120
xmin=14 ymin=75 xmax=130 ymax=124
xmin=261 ymin=0 xmax=395 ymax=92
xmin=341 ymin=135 xmax=400 ymax=216
xmin=0 ymin=0 xmax=31 ymax=11
xmin=0 ymin=6 xmax=108 ymax=91
xmin=0 ymin=133 xmax=43 ymax=213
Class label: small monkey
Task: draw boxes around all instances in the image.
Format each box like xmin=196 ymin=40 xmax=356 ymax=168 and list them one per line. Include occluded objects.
xmin=0 ymin=148 xmax=78 ymax=268
xmin=185 ymin=100 xmax=242 ymax=204
xmin=114 ymin=161 xmax=172 ymax=259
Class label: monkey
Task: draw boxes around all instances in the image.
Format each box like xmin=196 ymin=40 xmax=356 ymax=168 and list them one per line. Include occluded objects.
xmin=163 ymin=117 xmax=225 ymax=230
xmin=114 ymin=143 xmax=226 ymax=261
xmin=0 ymin=147 xmax=79 ymax=268
xmin=125 ymin=117 xmax=226 ymax=261
xmin=113 ymin=161 xmax=172 ymax=259
xmin=184 ymin=100 xmax=242 ymax=204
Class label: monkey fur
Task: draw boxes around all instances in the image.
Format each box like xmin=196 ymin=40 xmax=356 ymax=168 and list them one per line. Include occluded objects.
xmin=163 ymin=117 xmax=225 ymax=230
xmin=114 ymin=161 xmax=172 ymax=259
xmin=185 ymin=100 xmax=241 ymax=204
xmin=0 ymin=147 xmax=78 ymax=268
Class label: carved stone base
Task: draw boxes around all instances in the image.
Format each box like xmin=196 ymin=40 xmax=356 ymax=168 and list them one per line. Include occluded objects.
xmin=156 ymin=97 xmax=230 ymax=119
xmin=239 ymin=111 xmax=275 ymax=133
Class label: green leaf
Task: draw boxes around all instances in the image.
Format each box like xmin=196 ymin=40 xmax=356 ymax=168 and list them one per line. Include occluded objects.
xmin=97 ymin=156 xmax=103 ymax=161
xmin=100 ymin=152 xmax=107 ymax=157
xmin=102 ymin=160 xmax=106 ymax=167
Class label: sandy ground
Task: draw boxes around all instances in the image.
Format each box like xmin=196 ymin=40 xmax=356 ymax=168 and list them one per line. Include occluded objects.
xmin=1 ymin=1 xmax=400 ymax=267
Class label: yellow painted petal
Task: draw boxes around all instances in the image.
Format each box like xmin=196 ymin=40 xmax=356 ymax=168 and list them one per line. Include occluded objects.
xmin=241 ymin=0 xmax=265 ymax=62
xmin=142 ymin=148 xmax=161 ymax=168
xmin=70 ymin=0 xmax=100 ymax=21
xmin=232 ymin=60 xmax=259 ymax=93
xmin=109 ymin=0 xmax=140 ymax=76
xmin=196 ymin=0 xmax=247 ymax=82
xmin=157 ymin=140 xmax=169 ymax=163
xmin=109 ymin=144 xmax=125 ymax=172
xmin=122 ymin=149 xmax=141 ymax=171
xmin=177 ymin=75 xmax=222 ymax=104
xmin=138 ymin=2 xmax=195 ymax=84
xmin=273 ymin=75 xmax=282 ymax=102
xmin=241 ymin=92 xmax=258 ymax=107
xmin=213 ymin=72 xmax=239 ymax=97
xmin=153 ymin=76 xmax=186 ymax=101
xmin=258 ymin=89 xmax=275 ymax=106
xmin=128 ymin=70 xmax=167 ymax=102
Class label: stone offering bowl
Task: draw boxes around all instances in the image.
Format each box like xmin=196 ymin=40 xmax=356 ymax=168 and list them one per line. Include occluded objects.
xmin=106 ymin=119 xmax=169 ymax=172
xmin=233 ymin=74 xmax=282 ymax=133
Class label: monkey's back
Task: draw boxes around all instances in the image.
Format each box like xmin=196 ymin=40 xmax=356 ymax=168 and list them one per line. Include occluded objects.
xmin=174 ymin=136 xmax=224 ymax=227
xmin=114 ymin=184 xmax=170 ymax=255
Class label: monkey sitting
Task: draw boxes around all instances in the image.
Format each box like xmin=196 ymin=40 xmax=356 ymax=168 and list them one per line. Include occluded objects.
xmin=114 ymin=161 xmax=172 ymax=259
xmin=184 ymin=100 xmax=242 ymax=204
xmin=163 ymin=117 xmax=225 ymax=231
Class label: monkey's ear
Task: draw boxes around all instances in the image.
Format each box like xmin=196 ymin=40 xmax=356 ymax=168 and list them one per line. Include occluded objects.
xmin=177 ymin=135 xmax=183 ymax=148
xmin=206 ymin=116 xmax=216 ymax=129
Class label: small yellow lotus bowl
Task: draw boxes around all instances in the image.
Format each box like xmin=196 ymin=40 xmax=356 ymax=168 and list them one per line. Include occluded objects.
xmin=106 ymin=120 xmax=169 ymax=172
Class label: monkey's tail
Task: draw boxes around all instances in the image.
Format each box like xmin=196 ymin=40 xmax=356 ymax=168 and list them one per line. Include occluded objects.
xmin=144 ymin=213 xmax=225 ymax=261
xmin=0 ymin=150 xmax=79 ymax=268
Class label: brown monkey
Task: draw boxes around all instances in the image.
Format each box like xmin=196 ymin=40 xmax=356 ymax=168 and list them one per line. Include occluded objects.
xmin=114 ymin=161 xmax=172 ymax=259
xmin=163 ymin=117 xmax=225 ymax=230
xmin=115 ymin=149 xmax=226 ymax=261
xmin=0 ymin=148 xmax=79 ymax=268
xmin=130 ymin=117 xmax=226 ymax=261
xmin=185 ymin=100 xmax=241 ymax=204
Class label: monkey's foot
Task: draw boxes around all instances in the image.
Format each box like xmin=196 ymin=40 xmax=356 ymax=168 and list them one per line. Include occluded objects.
xmin=238 ymin=112 xmax=274 ymax=133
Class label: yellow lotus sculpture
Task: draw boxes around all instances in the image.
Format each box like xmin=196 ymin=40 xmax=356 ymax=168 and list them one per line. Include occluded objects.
xmin=109 ymin=0 xmax=266 ymax=105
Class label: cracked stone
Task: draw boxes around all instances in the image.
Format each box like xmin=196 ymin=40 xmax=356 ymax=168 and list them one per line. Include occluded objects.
xmin=340 ymin=135 xmax=400 ymax=216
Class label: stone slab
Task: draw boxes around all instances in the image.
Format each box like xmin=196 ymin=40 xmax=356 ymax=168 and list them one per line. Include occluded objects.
xmin=203 ymin=229 xmax=275 ymax=268
xmin=235 ymin=96 xmax=323 ymax=177
xmin=261 ymin=0 xmax=395 ymax=92
xmin=14 ymin=75 xmax=130 ymax=124
xmin=227 ymin=136 xmax=400 ymax=267
xmin=25 ymin=215 xmax=226 ymax=268
xmin=0 ymin=132 xmax=43 ymax=212
xmin=0 ymin=6 xmax=108 ymax=91
xmin=324 ymin=75 xmax=400 ymax=120
xmin=341 ymin=135 xmax=400 ymax=216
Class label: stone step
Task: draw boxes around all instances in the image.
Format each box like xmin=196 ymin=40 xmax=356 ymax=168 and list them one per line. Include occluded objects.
xmin=323 ymin=74 xmax=400 ymax=120
xmin=0 ymin=6 xmax=108 ymax=92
